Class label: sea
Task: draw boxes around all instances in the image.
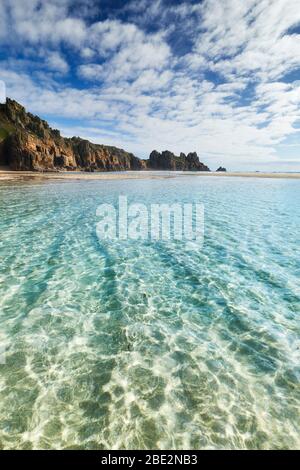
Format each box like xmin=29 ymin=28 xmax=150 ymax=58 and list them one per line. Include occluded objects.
xmin=0 ymin=174 xmax=299 ymax=449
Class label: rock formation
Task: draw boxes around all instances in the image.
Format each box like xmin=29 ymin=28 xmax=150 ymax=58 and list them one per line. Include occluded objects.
xmin=149 ymin=150 xmax=210 ymax=171
xmin=0 ymin=98 xmax=211 ymax=172
xmin=216 ymin=166 xmax=227 ymax=172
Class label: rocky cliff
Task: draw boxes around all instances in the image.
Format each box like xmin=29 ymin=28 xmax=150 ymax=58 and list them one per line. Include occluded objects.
xmin=149 ymin=150 xmax=210 ymax=171
xmin=0 ymin=99 xmax=210 ymax=172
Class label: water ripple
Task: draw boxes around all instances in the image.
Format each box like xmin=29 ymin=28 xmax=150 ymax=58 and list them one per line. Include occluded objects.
xmin=0 ymin=177 xmax=299 ymax=449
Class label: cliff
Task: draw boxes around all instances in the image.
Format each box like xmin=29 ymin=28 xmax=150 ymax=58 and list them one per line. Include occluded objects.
xmin=0 ymin=98 xmax=210 ymax=172
xmin=149 ymin=150 xmax=210 ymax=171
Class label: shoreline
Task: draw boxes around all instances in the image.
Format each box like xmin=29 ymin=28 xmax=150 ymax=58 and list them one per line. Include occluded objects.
xmin=1 ymin=169 xmax=300 ymax=181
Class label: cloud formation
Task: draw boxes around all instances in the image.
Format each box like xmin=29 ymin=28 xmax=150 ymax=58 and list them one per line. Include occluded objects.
xmin=0 ymin=0 xmax=300 ymax=170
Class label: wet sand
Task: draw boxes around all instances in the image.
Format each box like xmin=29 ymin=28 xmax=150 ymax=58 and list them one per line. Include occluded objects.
xmin=0 ymin=169 xmax=300 ymax=181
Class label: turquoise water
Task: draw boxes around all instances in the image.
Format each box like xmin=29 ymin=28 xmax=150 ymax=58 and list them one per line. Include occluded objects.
xmin=0 ymin=175 xmax=299 ymax=449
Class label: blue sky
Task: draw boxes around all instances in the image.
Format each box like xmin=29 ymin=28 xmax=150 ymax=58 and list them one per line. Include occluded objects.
xmin=0 ymin=0 xmax=300 ymax=170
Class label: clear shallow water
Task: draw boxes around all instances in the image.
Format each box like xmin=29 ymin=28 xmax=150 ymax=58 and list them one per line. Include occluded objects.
xmin=0 ymin=175 xmax=299 ymax=450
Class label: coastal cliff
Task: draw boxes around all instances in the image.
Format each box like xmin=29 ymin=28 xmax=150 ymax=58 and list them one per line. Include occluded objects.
xmin=0 ymin=99 xmax=210 ymax=172
xmin=149 ymin=150 xmax=210 ymax=171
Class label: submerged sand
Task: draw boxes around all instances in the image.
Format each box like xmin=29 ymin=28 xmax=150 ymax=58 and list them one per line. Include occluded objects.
xmin=0 ymin=169 xmax=300 ymax=181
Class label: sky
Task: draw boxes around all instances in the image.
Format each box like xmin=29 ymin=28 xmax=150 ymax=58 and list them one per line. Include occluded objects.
xmin=0 ymin=0 xmax=300 ymax=171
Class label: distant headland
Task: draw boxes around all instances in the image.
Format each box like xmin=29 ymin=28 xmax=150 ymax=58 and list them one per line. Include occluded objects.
xmin=0 ymin=98 xmax=212 ymax=172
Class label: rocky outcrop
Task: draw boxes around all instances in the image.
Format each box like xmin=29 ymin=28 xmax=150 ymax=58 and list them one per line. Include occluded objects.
xmin=149 ymin=150 xmax=210 ymax=171
xmin=0 ymin=98 xmax=211 ymax=172
xmin=70 ymin=137 xmax=147 ymax=171
xmin=216 ymin=166 xmax=227 ymax=172
xmin=5 ymin=129 xmax=76 ymax=171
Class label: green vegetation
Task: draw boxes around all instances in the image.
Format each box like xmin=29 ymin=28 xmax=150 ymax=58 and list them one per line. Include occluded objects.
xmin=0 ymin=118 xmax=15 ymax=142
xmin=0 ymin=127 xmax=9 ymax=142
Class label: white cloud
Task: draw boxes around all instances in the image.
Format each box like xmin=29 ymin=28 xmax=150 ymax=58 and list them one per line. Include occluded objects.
xmin=0 ymin=1 xmax=7 ymax=40
xmin=46 ymin=52 xmax=69 ymax=74
xmin=188 ymin=0 xmax=300 ymax=82
xmin=78 ymin=64 xmax=104 ymax=81
xmin=83 ymin=20 xmax=171 ymax=82
xmin=88 ymin=20 xmax=140 ymax=55
xmin=80 ymin=47 xmax=95 ymax=59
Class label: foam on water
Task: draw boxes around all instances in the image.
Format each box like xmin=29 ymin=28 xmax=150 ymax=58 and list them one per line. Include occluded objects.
xmin=0 ymin=176 xmax=299 ymax=449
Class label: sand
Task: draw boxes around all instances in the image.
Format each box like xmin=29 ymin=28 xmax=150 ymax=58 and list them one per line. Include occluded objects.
xmin=0 ymin=169 xmax=300 ymax=181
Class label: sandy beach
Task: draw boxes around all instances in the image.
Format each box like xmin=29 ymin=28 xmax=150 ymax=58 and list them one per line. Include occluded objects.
xmin=1 ymin=169 xmax=300 ymax=181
